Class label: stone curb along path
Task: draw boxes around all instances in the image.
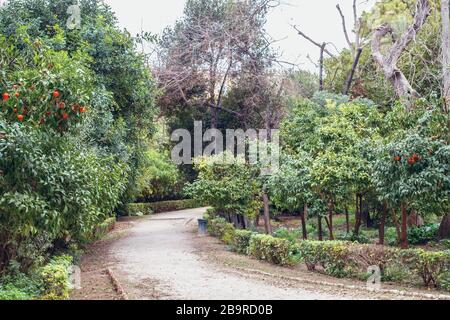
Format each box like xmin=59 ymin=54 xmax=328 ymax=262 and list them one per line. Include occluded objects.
xmin=106 ymin=268 xmax=129 ymax=300
xmin=229 ymin=266 xmax=450 ymax=301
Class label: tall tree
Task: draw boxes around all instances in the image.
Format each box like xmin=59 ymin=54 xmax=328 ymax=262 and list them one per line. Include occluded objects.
xmin=156 ymin=0 xmax=277 ymax=129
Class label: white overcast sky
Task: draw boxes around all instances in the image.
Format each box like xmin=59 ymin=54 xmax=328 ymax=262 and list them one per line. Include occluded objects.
xmin=104 ymin=0 xmax=377 ymax=72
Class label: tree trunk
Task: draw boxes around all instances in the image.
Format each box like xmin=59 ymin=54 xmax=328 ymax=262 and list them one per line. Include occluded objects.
xmin=319 ymin=42 xmax=326 ymax=91
xmin=318 ymin=215 xmax=323 ymax=241
xmin=328 ymin=200 xmax=334 ymax=240
xmin=400 ymin=203 xmax=409 ymax=249
xmin=439 ymin=214 xmax=450 ymax=239
xmin=379 ymin=203 xmax=387 ymax=245
xmin=301 ymin=205 xmax=308 ymax=240
xmin=354 ymin=194 xmax=362 ymax=235
xmin=442 ymin=0 xmax=450 ymax=112
xmin=255 ymin=215 xmax=260 ymax=228
xmin=345 ymin=206 xmax=350 ymax=234
xmin=262 ymin=193 xmax=272 ymax=235
xmin=391 ymin=209 xmax=402 ymax=244
xmin=344 ymin=47 xmax=363 ymax=95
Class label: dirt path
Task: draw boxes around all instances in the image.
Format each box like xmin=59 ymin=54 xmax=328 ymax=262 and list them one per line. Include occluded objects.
xmin=70 ymin=208 xmax=444 ymax=300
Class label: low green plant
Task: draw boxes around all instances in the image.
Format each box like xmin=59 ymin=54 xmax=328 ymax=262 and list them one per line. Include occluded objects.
xmin=273 ymin=228 xmax=302 ymax=244
xmin=248 ymin=234 xmax=300 ymax=266
xmin=441 ymin=239 xmax=450 ymax=250
xmin=233 ymin=230 xmax=254 ymax=254
xmin=336 ymin=231 xmax=370 ymax=244
xmin=407 ymin=224 xmax=439 ymax=245
xmin=0 ymin=269 xmax=42 ymax=300
xmin=124 ymin=199 xmax=199 ymax=216
xmin=207 ymin=217 xmax=236 ymax=245
xmin=40 ymin=255 xmax=73 ymax=300
xmin=400 ymin=249 xmax=450 ymax=288
xmin=438 ymin=272 xmax=450 ymax=292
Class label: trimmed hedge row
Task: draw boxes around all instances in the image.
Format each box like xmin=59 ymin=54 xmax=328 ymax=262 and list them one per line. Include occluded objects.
xmin=205 ymin=216 xmax=450 ymax=290
xmin=248 ymin=234 xmax=300 ymax=266
xmin=125 ymin=199 xmax=200 ymax=216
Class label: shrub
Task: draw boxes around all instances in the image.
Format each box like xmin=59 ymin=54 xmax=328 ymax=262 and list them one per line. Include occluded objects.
xmin=273 ymin=228 xmax=302 ymax=244
xmin=147 ymin=199 xmax=200 ymax=214
xmin=386 ymin=227 xmax=399 ymax=246
xmin=441 ymin=239 xmax=450 ymax=250
xmin=438 ymin=272 xmax=450 ymax=292
xmin=336 ymin=231 xmax=370 ymax=244
xmin=298 ymin=240 xmax=355 ymax=277
xmin=0 ymin=122 xmax=127 ymax=272
xmin=90 ymin=217 xmax=116 ymax=241
xmin=248 ymin=234 xmax=299 ymax=266
xmin=207 ymin=217 xmax=236 ymax=245
xmin=0 ymin=270 xmax=42 ymax=300
xmin=400 ymin=249 xmax=450 ymax=288
xmin=135 ymin=150 xmax=184 ymax=202
xmin=407 ymin=224 xmax=439 ymax=245
xmin=124 ymin=199 xmax=199 ymax=216
xmin=233 ymin=230 xmax=254 ymax=254
xmin=40 ymin=255 xmax=73 ymax=300
xmin=185 ymin=153 xmax=262 ymax=219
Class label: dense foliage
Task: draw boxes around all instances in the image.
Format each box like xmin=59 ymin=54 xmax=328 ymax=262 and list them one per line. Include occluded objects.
xmin=0 ymin=0 xmax=160 ymax=282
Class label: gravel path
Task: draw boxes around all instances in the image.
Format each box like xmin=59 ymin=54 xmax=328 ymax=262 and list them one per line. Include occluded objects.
xmin=109 ymin=208 xmax=396 ymax=300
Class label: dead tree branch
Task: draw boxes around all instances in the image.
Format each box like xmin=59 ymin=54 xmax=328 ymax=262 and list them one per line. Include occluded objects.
xmin=372 ymin=0 xmax=430 ymax=109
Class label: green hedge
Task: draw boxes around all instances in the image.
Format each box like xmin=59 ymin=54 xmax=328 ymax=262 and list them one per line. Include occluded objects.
xmin=203 ymin=215 xmax=450 ymax=291
xmin=248 ymin=234 xmax=300 ymax=266
xmin=125 ymin=199 xmax=200 ymax=216
xmin=233 ymin=230 xmax=254 ymax=254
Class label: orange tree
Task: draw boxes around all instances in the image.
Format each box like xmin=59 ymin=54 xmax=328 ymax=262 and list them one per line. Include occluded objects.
xmin=372 ymin=107 xmax=450 ymax=248
xmin=0 ymin=29 xmax=92 ymax=132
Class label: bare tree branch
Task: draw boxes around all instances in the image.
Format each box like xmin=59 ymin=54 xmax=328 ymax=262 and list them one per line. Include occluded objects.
xmin=292 ymin=25 xmax=335 ymax=57
xmin=336 ymin=4 xmax=353 ymax=50
xmin=372 ymin=0 xmax=430 ymax=108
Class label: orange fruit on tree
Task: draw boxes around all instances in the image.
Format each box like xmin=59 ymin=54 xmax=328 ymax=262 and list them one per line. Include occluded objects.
xmin=17 ymin=115 xmax=24 ymax=122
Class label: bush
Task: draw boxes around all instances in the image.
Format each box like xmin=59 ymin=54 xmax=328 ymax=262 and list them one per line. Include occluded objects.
xmin=438 ymin=272 xmax=450 ymax=292
xmin=273 ymin=228 xmax=302 ymax=244
xmin=400 ymin=249 xmax=450 ymax=288
xmin=298 ymin=240 xmax=355 ymax=277
xmin=40 ymin=255 xmax=73 ymax=300
xmin=336 ymin=231 xmax=371 ymax=244
xmin=185 ymin=153 xmax=262 ymax=219
xmin=407 ymin=224 xmax=439 ymax=245
xmin=0 ymin=122 xmax=126 ymax=273
xmin=124 ymin=199 xmax=200 ymax=216
xmin=248 ymin=234 xmax=299 ymax=266
xmin=233 ymin=230 xmax=254 ymax=254
xmin=89 ymin=217 xmax=116 ymax=241
xmin=135 ymin=150 xmax=185 ymax=202
xmin=207 ymin=217 xmax=235 ymax=245
xmin=0 ymin=270 xmax=42 ymax=300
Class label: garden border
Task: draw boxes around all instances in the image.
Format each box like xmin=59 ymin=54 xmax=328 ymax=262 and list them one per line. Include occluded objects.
xmin=230 ymin=266 xmax=450 ymax=300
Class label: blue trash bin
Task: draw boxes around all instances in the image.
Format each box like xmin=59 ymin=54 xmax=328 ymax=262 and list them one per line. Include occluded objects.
xmin=198 ymin=219 xmax=207 ymax=235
